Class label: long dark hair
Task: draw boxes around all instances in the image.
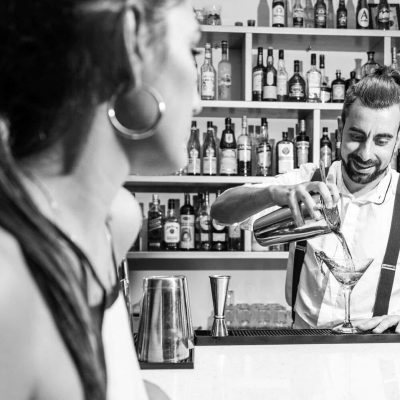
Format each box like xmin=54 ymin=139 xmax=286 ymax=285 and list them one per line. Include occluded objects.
xmin=0 ymin=0 xmax=181 ymax=398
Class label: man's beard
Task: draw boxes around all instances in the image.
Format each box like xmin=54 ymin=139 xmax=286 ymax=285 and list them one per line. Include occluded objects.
xmin=342 ymin=153 xmax=386 ymax=184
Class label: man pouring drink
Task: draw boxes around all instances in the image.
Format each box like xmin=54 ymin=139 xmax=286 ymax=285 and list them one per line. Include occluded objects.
xmin=211 ymin=66 xmax=400 ymax=333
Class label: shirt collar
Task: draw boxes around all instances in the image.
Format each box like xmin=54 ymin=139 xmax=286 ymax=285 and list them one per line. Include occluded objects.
xmin=328 ymin=161 xmax=395 ymax=204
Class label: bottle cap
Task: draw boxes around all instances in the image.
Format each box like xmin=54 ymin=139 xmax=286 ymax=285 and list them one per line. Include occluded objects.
xmin=247 ymin=19 xmax=256 ymax=26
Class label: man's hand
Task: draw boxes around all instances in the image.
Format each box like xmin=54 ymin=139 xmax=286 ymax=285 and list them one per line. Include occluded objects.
xmin=354 ymin=315 xmax=400 ymax=333
xmin=268 ymin=180 xmax=340 ymax=227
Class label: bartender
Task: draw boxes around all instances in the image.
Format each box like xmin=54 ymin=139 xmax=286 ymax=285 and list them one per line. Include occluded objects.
xmin=211 ymin=66 xmax=400 ymax=333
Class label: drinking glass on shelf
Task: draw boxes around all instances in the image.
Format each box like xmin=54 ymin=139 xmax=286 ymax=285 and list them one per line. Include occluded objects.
xmin=207 ymin=4 xmax=222 ymax=25
xmin=250 ymin=303 xmax=263 ymax=328
xmin=194 ymin=7 xmax=206 ymax=24
xmin=236 ymin=303 xmax=251 ymax=328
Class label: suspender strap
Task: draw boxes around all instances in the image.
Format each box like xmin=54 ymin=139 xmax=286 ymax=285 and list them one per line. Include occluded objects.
xmin=373 ymin=178 xmax=400 ymax=316
xmin=291 ymin=167 xmax=322 ymax=321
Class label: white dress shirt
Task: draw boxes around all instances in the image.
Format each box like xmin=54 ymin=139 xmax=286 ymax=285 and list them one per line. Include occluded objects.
xmin=244 ymin=161 xmax=400 ymax=328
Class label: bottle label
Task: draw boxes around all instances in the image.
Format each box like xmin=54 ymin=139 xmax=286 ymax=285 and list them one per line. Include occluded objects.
xmin=321 ymin=147 xmax=332 ymax=168
xmin=180 ymin=215 xmax=195 ymax=249
xmin=212 ymin=232 xmax=226 ymax=242
xmin=200 ymin=232 xmax=210 ymax=242
xmin=201 ymin=71 xmax=215 ymax=97
xmin=273 ymin=4 xmax=285 ymax=25
xmin=277 ymin=75 xmax=288 ymax=96
xmin=228 ymin=224 xmax=241 ymax=239
xmin=357 ymin=8 xmax=369 ymax=27
xmin=315 ymin=7 xmax=327 ymax=27
xmin=218 ymin=73 xmax=232 ymax=100
xmin=164 ymin=221 xmax=180 ymax=243
xmin=332 ymin=83 xmax=345 ymax=100
xmin=203 ymin=156 xmax=217 ymax=174
xmin=296 ymin=141 xmax=309 ymax=166
xmin=257 ymin=145 xmax=272 ymax=169
xmin=293 ymin=8 xmax=304 ymax=26
xmin=199 ymin=215 xmax=211 ymax=231
xmin=253 ymin=71 xmax=263 ymax=92
xmin=220 ymin=149 xmax=238 ymax=174
xmin=266 ymin=71 xmax=275 ymax=86
xmin=148 ymin=216 xmax=162 ymax=233
xmin=263 ymin=85 xmax=277 ymax=100
xmin=337 ymin=11 xmax=347 ymax=27
xmin=308 ymin=73 xmax=321 ymax=100
xmin=277 ymin=144 xmax=294 ymax=174
xmin=320 ymin=87 xmax=331 ymax=103
xmin=188 ymin=149 xmax=200 ymax=174
xmin=237 ymin=143 xmax=251 ymax=162
xmin=289 ymin=82 xmax=305 ymax=98
xmin=378 ymin=8 xmax=390 ymax=24
xmin=224 ymin=133 xmax=234 ymax=143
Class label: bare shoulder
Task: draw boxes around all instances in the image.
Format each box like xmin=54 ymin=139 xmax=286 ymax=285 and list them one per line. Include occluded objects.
xmin=0 ymin=228 xmax=37 ymax=398
xmin=108 ymin=187 xmax=143 ymax=262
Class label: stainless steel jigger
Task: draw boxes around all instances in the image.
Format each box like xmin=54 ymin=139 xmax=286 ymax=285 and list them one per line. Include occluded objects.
xmin=209 ymin=275 xmax=231 ymax=337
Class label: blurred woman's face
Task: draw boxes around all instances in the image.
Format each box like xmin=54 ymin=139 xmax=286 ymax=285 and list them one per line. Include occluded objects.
xmin=129 ymin=2 xmax=201 ymax=175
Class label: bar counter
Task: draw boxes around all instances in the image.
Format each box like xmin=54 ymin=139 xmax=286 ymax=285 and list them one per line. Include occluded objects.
xmin=142 ymin=342 xmax=400 ymax=399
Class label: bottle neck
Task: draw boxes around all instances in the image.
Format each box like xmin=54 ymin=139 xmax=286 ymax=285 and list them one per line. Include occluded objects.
xmin=257 ymin=52 xmax=263 ymax=66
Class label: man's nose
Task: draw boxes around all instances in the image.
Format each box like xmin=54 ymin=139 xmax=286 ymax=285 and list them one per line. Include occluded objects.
xmin=358 ymin=140 xmax=373 ymax=160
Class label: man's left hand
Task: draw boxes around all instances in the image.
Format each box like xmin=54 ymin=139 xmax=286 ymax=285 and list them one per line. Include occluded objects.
xmin=354 ymin=315 xmax=400 ymax=333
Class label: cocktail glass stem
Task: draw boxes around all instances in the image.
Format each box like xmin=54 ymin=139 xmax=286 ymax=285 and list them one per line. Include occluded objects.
xmin=342 ymin=286 xmax=353 ymax=328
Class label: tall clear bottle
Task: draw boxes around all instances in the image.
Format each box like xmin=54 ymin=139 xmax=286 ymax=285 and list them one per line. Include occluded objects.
xmin=296 ymin=120 xmax=310 ymax=167
xmin=237 ymin=115 xmax=252 ymax=176
xmin=253 ymin=47 xmax=265 ymax=101
xmin=320 ymin=127 xmax=332 ymax=169
xmin=276 ymin=131 xmax=295 ymax=174
xmin=356 ymin=0 xmax=369 ymax=29
xmin=163 ymin=199 xmax=180 ymax=251
xmin=257 ymin=117 xmax=272 ymax=176
xmin=361 ymin=51 xmax=380 ymax=76
xmin=202 ymin=121 xmax=217 ymax=176
xmin=201 ymin=43 xmax=216 ymax=100
xmin=263 ymin=48 xmax=277 ymax=101
xmin=219 ymin=117 xmax=237 ymax=176
xmin=320 ymin=55 xmax=331 ymax=103
xmin=277 ymin=49 xmax=288 ymax=101
xmin=218 ymin=40 xmax=232 ymax=100
xmin=199 ymin=192 xmax=212 ymax=251
xmin=377 ymin=0 xmax=390 ymax=30
xmin=304 ymin=0 xmax=315 ymax=27
xmin=187 ymin=121 xmax=201 ymax=175
xmin=288 ymin=60 xmax=306 ymax=102
xmin=180 ymin=194 xmax=195 ymax=251
xmin=272 ymin=0 xmax=286 ymax=26
xmin=306 ymin=53 xmax=321 ymax=102
xmin=293 ymin=0 xmax=305 ymax=27
xmin=147 ymin=194 xmax=164 ymax=251
xmin=336 ymin=0 xmax=347 ymax=28
xmin=314 ymin=0 xmax=327 ymax=28
xmin=326 ymin=0 xmax=334 ymax=27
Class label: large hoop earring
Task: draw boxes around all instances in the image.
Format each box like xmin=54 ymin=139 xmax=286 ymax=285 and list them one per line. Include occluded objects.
xmin=107 ymin=85 xmax=166 ymax=141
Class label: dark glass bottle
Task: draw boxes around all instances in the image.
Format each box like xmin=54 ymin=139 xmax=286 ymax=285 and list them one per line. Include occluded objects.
xmin=293 ymin=0 xmax=305 ymax=27
xmin=199 ymin=192 xmax=212 ymax=251
xmin=361 ymin=51 xmax=380 ymax=76
xmin=335 ymin=128 xmax=342 ymax=161
xmin=272 ymin=0 xmax=286 ymax=26
xmin=276 ymin=131 xmax=295 ymax=174
xmin=288 ymin=60 xmax=306 ymax=102
xmin=179 ymin=194 xmax=195 ymax=251
xmin=212 ymin=190 xmax=228 ymax=251
xmin=194 ymin=193 xmax=203 ymax=250
xmin=187 ymin=121 xmax=201 ymax=175
xmin=263 ymin=47 xmax=277 ymax=101
xmin=202 ymin=121 xmax=217 ymax=176
xmin=336 ymin=0 xmax=347 ymax=28
xmin=345 ymin=71 xmax=358 ymax=91
xmin=314 ymin=0 xmax=327 ymax=28
xmin=331 ymin=70 xmax=346 ymax=103
xmin=228 ymin=224 xmax=244 ymax=251
xmin=257 ymin=117 xmax=272 ymax=176
xmin=296 ymin=119 xmax=310 ymax=167
xmin=320 ymin=128 xmax=332 ymax=169
xmin=252 ymin=47 xmax=265 ymax=101
xmin=219 ymin=117 xmax=237 ymax=176
xmin=356 ymin=0 xmax=369 ymax=29
xmin=147 ymin=194 xmax=163 ymax=251
xmin=163 ymin=199 xmax=180 ymax=251
xmin=377 ymin=0 xmax=390 ymax=29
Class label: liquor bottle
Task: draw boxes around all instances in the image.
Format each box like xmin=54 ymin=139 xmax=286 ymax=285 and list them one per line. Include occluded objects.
xmin=187 ymin=121 xmax=201 ymax=176
xmin=201 ymin=43 xmax=216 ymax=100
xmin=277 ymin=49 xmax=288 ymax=101
xmin=257 ymin=117 xmax=272 ymax=176
xmin=194 ymin=193 xmax=203 ymax=250
xmin=304 ymin=0 xmax=315 ymax=27
xmin=237 ymin=115 xmax=252 ymax=176
xmin=326 ymin=0 xmax=334 ymax=28
xmin=218 ymin=40 xmax=232 ymax=100
xmin=272 ymin=0 xmax=286 ymax=26
xmin=219 ymin=117 xmax=237 ymax=176
xmin=199 ymin=192 xmax=212 ymax=251
xmin=356 ymin=0 xmax=369 ymax=29
xmin=336 ymin=0 xmax=347 ymax=28
xmin=147 ymin=194 xmax=163 ymax=251
xmin=228 ymin=224 xmax=244 ymax=251
xmin=249 ymin=125 xmax=259 ymax=175
xmin=293 ymin=0 xmax=305 ymax=27
xmin=296 ymin=119 xmax=310 ymax=167
xmin=335 ymin=128 xmax=341 ymax=161
xmin=391 ymin=47 xmax=399 ymax=71
xmin=377 ymin=0 xmax=390 ymax=30
xmin=212 ymin=190 xmax=228 ymax=251
xmin=202 ymin=121 xmax=217 ymax=176
xmin=345 ymin=71 xmax=358 ymax=91
xmin=319 ymin=55 xmax=331 ymax=103
xmin=306 ymin=53 xmax=321 ymax=103
xmin=331 ymin=70 xmax=346 ymax=103
xmin=288 ymin=60 xmax=306 ymax=102
xmin=276 ymin=131 xmax=295 ymax=174
xmin=263 ymin=47 xmax=277 ymax=101
xmin=253 ymin=47 xmax=265 ymax=101
xmin=320 ymin=128 xmax=332 ymax=169
xmin=314 ymin=0 xmax=327 ymax=28
xmin=257 ymin=0 xmax=270 ymax=26
xmin=180 ymin=194 xmax=195 ymax=250
xmin=163 ymin=199 xmax=180 ymax=251
xmin=362 ymin=51 xmax=380 ymax=76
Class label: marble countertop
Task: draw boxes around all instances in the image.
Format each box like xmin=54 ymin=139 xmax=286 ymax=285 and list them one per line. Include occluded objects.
xmin=142 ymin=342 xmax=400 ymax=400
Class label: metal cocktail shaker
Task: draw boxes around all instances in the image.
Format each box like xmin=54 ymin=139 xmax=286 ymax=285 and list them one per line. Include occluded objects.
xmin=253 ymin=195 xmax=331 ymax=247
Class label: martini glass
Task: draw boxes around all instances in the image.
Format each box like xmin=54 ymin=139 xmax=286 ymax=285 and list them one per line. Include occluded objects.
xmin=315 ymin=251 xmax=373 ymax=334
